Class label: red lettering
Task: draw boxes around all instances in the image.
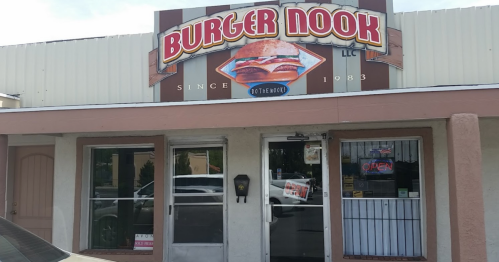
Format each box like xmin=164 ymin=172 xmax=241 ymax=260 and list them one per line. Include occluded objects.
xmin=256 ymin=8 xmax=278 ymax=36
xmin=203 ymin=18 xmax=223 ymax=48
xmin=286 ymin=7 xmax=308 ymax=36
xmin=181 ymin=22 xmax=203 ymax=53
xmin=385 ymin=162 xmax=393 ymax=171
xmin=357 ymin=12 xmax=381 ymax=45
xmin=331 ymin=10 xmax=357 ymax=39
xmin=162 ymin=31 xmax=182 ymax=64
xmin=378 ymin=163 xmax=386 ymax=171
xmin=362 ymin=163 xmax=370 ymax=171
xmin=244 ymin=10 xmax=256 ymax=36
xmin=285 ymin=182 xmax=292 ymax=194
xmin=295 ymin=185 xmax=302 ymax=196
xmin=222 ymin=13 xmax=244 ymax=41
xmin=300 ymin=186 xmax=308 ymax=198
xmin=308 ymin=7 xmax=332 ymax=37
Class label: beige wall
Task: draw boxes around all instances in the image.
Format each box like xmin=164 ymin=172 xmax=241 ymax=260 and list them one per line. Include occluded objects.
xmin=480 ymin=118 xmax=499 ymax=262
xmin=9 ymin=120 xmax=452 ymax=261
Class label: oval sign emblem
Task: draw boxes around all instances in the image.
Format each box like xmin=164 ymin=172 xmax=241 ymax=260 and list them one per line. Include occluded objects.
xmin=248 ymin=83 xmax=289 ymax=97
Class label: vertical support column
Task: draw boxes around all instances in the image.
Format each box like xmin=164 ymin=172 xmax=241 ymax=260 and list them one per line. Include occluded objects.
xmin=447 ymin=114 xmax=487 ymax=262
xmin=0 ymin=135 xmax=7 ymax=218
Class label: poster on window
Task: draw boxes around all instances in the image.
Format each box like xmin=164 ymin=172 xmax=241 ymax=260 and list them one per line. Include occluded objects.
xmin=304 ymin=144 xmax=321 ymax=164
xmin=134 ymin=234 xmax=153 ymax=250
xmin=283 ymin=180 xmax=310 ymax=201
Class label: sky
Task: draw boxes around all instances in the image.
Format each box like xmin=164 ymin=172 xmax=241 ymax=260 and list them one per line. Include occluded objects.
xmin=0 ymin=0 xmax=498 ymax=46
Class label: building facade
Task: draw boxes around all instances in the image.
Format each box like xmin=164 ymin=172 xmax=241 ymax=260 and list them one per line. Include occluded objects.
xmin=0 ymin=1 xmax=498 ymax=262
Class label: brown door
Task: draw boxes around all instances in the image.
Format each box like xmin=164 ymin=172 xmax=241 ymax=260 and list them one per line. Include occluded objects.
xmin=12 ymin=146 xmax=55 ymax=242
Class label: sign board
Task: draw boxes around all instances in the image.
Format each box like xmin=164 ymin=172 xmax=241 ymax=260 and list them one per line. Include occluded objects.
xmin=152 ymin=1 xmax=403 ymax=102
xmin=304 ymin=143 xmax=321 ymax=164
xmin=134 ymin=234 xmax=153 ymax=250
xmin=283 ymin=180 xmax=310 ymax=201
xmin=359 ymin=158 xmax=394 ymax=175
xmin=158 ymin=3 xmax=387 ymax=70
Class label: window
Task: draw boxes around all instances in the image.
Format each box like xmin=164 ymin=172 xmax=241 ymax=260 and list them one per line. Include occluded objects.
xmin=172 ymin=147 xmax=224 ymax=244
xmin=89 ymin=147 xmax=155 ymax=250
xmin=340 ymin=140 xmax=422 ymax=257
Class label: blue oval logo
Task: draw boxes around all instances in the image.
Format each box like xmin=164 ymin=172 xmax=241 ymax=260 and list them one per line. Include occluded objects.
xmin=248 ymin=83 xmax=289 ymax=97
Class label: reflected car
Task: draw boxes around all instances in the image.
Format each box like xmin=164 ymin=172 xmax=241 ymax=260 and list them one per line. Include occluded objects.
xmin=0 ymin=217 xmax=114 ymax=262
xmin=269 ymin=184 xmax=300 ymax=217
xmin=92 ymin=194 xmax=155 ymax=249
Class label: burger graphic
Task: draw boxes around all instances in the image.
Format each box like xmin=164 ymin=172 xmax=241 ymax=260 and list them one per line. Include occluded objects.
xmin=216 ymin=39 xmax=325 ymax=97
xmin=232 ymin=40 xmax=304 ymax=83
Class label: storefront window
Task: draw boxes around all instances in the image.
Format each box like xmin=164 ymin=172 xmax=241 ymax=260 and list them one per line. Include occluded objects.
xmin=89 ymin=148 xmax=155 ymax=250
xmin=172 ymin=147 xmax=224 ymax=244
xmin=341 ymin=140 xmax=422 ymax=257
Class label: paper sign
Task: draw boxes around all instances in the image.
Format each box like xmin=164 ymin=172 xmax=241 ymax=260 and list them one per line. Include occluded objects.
xmin=283 ymin=180 xmax=310 ymax=201
xmin=398 ymin=188 xmax=408 ymax=198
xmin=353 ymin=191 xmax=363 ymax=198
xmin=134 ymin=234 xmax=153 ymax=250
xmin=343 ymin=183 xmax=354 ymax=191
xmin=409 ymin=192 xmax=419 ymax=198
xmin=304 ymin=144 xmax=321 ymax=164
xmin=343 ymin=176 xmax=354 ymax=183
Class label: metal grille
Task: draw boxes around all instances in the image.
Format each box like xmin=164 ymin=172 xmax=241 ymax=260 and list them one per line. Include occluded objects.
xmin=343 ymin=199 xmax=422 ymax=257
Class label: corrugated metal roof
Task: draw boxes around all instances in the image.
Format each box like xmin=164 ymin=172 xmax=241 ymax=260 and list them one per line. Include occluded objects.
xmin=394 ymin=5 xmax=499 ymax=89
xmin=0 ymin=33 xmax=154 ymax=107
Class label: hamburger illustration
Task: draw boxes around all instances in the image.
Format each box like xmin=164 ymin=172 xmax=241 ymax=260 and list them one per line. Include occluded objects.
xmin=232 ymin=40 xmax=304 ymax=83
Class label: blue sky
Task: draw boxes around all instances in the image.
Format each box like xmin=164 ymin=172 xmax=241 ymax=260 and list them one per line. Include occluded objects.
xmin=0 ymin=0 xmax=498 ymax=46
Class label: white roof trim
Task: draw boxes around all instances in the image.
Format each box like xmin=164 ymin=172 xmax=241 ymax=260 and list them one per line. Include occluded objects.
xmin=0 ymin=84 xmax=498 ymax=114
xmin=0 ymin=93 xmax=20 ymax=100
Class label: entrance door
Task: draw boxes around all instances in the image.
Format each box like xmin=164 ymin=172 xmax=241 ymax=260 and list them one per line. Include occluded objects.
xmin=263 ymin=137 xmax=331 ymax=262
xmin=168 ymin=144 xmax=226 ymax=262
xmin=12 ymin=146 xmax=55 ymax=242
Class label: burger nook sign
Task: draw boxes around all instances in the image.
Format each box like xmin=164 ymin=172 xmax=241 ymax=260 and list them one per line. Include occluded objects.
xmin=157 ymin=2 xmax=387 ymax=73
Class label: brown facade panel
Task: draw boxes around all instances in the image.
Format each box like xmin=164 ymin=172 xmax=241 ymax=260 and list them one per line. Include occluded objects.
xmin=358 ymin=0 xmax=390 ymax=91
xmin=360 ymin=50 xmax=390 ymax=91
xmin=206 ymin=5 xmax=232 ymax=100
xmin=159 ymin=9 xmax=184 ymax=102
xmin=358 ymin=0 xmax=387 ymax=13
xmin=255 ymin=1 xmax=280 ymax=5
xmin=305 ymin=44 xmax=334 ymax=94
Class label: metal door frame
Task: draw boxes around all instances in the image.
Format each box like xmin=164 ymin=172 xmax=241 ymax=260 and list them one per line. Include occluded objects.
xmin=261 ymin=134 xmax=332 ymax=262
xmin=167 ymin=141 xmax=228 ymax=262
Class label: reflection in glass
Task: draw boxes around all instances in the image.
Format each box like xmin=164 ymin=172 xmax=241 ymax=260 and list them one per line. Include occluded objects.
xmin=173 ymin=147 xmax=224 ymax=193
xmin=173 ymin=205 xmax=223 ymax=243
xmin=270 ymin=207 xmax=324 ymax=262
xmin=91 ymin=199 xmax=154 ymax=249
xmin=91 ymin=148 xmax=155 ymax=200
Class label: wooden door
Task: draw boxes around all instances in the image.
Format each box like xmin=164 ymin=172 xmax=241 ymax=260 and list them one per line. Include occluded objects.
xmin=12 ymin=146 xmax=55 ymax=242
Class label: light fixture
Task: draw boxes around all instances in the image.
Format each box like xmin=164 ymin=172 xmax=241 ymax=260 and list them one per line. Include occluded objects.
xmin=287 ymin=133 xmax=309 ymax=141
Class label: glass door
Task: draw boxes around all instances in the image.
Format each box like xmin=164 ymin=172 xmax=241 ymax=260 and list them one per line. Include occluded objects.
xmin=263 ymin=137 xmax=330 ymax=262
xmin=168 ymin=145 xmax=226 ymax=262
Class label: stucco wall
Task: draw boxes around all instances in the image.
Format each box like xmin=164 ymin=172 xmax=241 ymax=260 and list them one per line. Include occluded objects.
xmin=480 ymin=118 xmax=499 ymax=262
xmin=10 ymin=120 xmax=451 ymax=261
xmin=52 ymin=136 xmax=77 ymax=251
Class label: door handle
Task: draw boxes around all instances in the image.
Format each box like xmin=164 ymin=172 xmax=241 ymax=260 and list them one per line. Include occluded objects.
xmin=265 ymin=203 xmax=273 ymax=223
xmin=10 ymin=210 xmax=17 ymax=215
